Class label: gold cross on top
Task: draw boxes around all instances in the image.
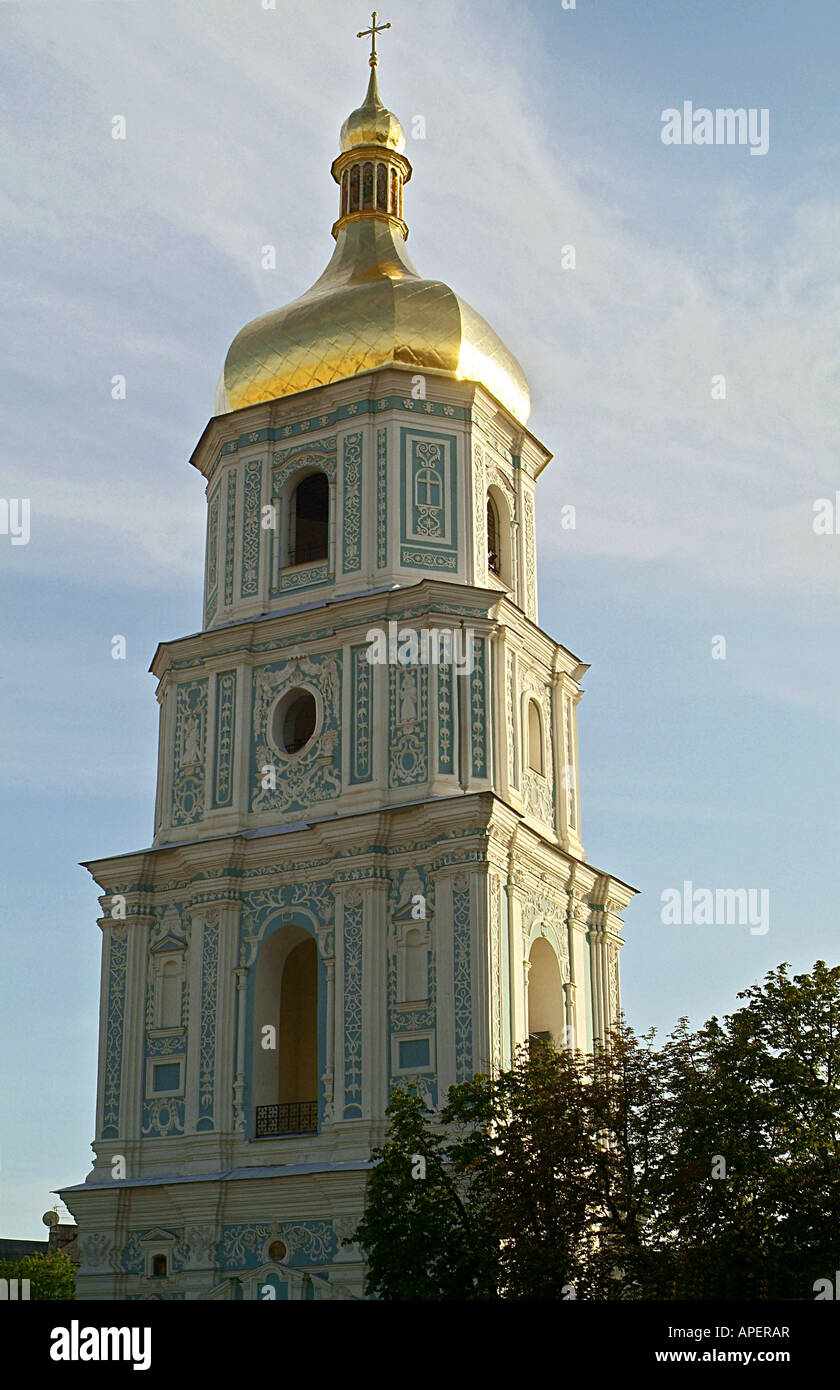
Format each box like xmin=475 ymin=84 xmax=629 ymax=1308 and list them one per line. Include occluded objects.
xmin=357 ymin=11 xmax=391 ymax=67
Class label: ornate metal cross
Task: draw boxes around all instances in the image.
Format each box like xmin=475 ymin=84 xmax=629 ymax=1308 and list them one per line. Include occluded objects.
xmin=357 ymin=11 xmax=391 ymax=66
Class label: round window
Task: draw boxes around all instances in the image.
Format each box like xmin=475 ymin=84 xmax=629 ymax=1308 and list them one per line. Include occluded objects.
xmin=272 ymin=688 xmax=318 ymax=756
xmin=268 ymin=1240 xmax=287 ymax=1262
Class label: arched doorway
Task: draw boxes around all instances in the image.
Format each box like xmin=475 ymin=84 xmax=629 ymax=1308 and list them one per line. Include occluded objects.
xmin=252 ymin=925 xmax=318 ymax=1135
xmin=527 ymin=936 xmax=565 ymax=1046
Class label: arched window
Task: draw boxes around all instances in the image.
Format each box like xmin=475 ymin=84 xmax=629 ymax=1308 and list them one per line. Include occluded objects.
xmin=485 ymin=484 xmax=512 ymax=585
xmin=160 ymin=961 xmax=180 ymax=1029
xmin=253 ymin=926 xmax=319 ymax=1136
xmin=376 ymin=164 xmax=387 ymax=209
xmin=527 ymin=937 xmax=565 ymax=1046
xmin=487 ymin=495 xmax=501 ymax=575
xmin=349 ymin=164 xmax=360 ymax=212
xmin=289 ymin=472 xmax=328 ymax=565
xmin=527 ymin=699 xmax=544 ymax=775
xmin=389 ymin=168 xmax=398 ymax=215
xmin=151 ymin=1254 xmax=167 ymax=1278
xmin=362 ymin=162 xmax=374 ymax=209
xmin=341 ymin=170 xmax=349 ymax=216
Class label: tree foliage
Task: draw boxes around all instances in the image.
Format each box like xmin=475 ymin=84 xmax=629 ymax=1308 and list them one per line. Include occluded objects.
xmin=0 ymin=1248 xmax=76 ymax=1300
xmin=352 ymin=960 xmax=840 ymax=1300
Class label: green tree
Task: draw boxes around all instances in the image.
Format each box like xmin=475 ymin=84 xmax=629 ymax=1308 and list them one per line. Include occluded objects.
xmin=444 ymin=1040 xmax=603 ymax=1299
xmin=0 ymin=1248 xmax=75 ymax=1300
xmin=350 ymin=1087 xmax=497 ymax=1299
xmin=353 ymin=961 xmax=840 ymax=1300
xmin=662 ymin=960 xmax=840 ymax=1299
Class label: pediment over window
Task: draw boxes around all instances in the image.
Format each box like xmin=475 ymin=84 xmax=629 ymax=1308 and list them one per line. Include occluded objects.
xmin=392 ymin=900 xmax=434 ymax=924
xmin=150 ymin=934 xmax=184 ymax=955
xmin=138 ymin=1228 xmax=176 ymax=1246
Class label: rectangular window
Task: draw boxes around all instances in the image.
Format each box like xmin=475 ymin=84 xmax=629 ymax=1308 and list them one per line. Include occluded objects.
xmin=152 ymin=1062 xmax=181 ymax=1094
xmin=398 ymin=1038 xmax=430 ymax=1070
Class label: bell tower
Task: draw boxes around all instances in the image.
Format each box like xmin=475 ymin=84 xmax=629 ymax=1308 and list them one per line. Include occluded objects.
xmin=60 ymin=25 xmax=636 ymax=1301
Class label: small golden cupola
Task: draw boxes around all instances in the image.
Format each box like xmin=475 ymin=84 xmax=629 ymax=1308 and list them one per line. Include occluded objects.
xmin=216 ymin=13 xmax=530 ymax=425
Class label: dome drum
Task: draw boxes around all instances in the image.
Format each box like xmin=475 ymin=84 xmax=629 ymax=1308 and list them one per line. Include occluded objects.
xmin=331 ymin=145 xmax=411 ymax=240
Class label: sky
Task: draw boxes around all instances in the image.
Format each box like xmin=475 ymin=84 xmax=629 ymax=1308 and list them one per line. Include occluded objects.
xmin=0 ymin=0 xmax=837 ymax=1237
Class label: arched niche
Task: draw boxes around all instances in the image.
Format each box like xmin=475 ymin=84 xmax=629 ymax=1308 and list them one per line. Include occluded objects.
xmin=527 ymin=698 xmax=544 ymax=775
xmin=527 ymin=935 xmax=565 ymax=1046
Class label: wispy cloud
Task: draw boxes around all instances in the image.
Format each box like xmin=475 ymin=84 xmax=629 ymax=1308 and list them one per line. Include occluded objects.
xmin=2 ymin=0 xmax=835 ymax=602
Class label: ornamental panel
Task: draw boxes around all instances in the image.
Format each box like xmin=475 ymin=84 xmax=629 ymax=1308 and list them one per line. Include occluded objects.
xmin=470 ymin=637 xmax=487 ymax=778
xmin=240 ymin=458 xmax=262 ymax=598
xmin=437 ymin=661 xmax=454 ymax=775
xmin=101 ymin=927 xmax=127 ymax=1138
xmin=217 ymin=1222 xmax=337 ymax=1269
xmin=400 ymin=428 xmax=458 ymax=557
xmin=204 ymin=485 xmax=220 ymax=625
xmin=388 ymin=663 xmax=428 ymax=788
xmin=376 ymin=428 xmax=388 ymax=567
xmin=342 ymin=899 xmax=363 ymax=1118
xmin=452 ymin=878 xmax=473 ymax=1083
xmin=198 ymin=915 xmax=220 ymax=1130
xmin=212 ymin=670 xmax=236 ymax=808
xmin=171 ymin=679 xmax=209 ymax=826
xmin=342 ymin=433 xmax=362 ymax=571
xmin=349 ymin=645 xmax=373 ymax=784
xmin=224 ymin=468 xmax=237 ymax=608
xmin=250 ymin=653 xmax=342 ymax=816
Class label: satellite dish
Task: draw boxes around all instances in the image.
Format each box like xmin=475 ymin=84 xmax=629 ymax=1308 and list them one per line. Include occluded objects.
xmin=42 ymin=1210 xmax=60 ymax=1227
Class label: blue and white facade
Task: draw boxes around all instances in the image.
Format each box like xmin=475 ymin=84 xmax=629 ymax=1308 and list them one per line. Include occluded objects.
xmin=59 ymin=77 xmax=635 ymax=1300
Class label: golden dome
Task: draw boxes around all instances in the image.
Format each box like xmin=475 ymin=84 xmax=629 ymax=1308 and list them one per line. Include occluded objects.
xmin=340 ymin=65 xmax=406 ymax=154
xmin=216 ymin=62 xmax=530 ymax=425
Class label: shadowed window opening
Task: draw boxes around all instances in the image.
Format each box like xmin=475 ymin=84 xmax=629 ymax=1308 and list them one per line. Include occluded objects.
xmin=272 ymin=689 xmax=317 ymax=755
xmin=289 ymin=472 xmax=328 ymax=564
xmin=528 ymin=699 xmax=544 ymax=775
xmin=487 ymin=495 xmax=501 ymax=575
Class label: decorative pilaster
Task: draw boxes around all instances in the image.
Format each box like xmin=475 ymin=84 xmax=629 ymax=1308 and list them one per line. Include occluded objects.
xmin=232 ymin=965 xmax=248 ymax=1133
xmin=213 ymin=902 xmax=240 ymax=1137
xmin=335 ymin=886 xmax=363 ymax=1120
xmin=183 ymin=907 xmax=206 ymax=1134
xmin=588 ymin=925 xmax=609 ymax=1047
xmin=99 ymin=920 xmax=129 ymax=1140
xmin=316 ymin=918 xmax=337 ymax=1125
xmin=563 ymin=980 xmax=577 ymax=1051
xmin=362 ymin=880 xmax=389 ymax=1120
xmin=431 ymin=869 xmax=455 ymax=1102
xmin=506 ymin=871 xmax=526 ymax=1052
xmin=120 ymin=915 xmax=152 ymax=1151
